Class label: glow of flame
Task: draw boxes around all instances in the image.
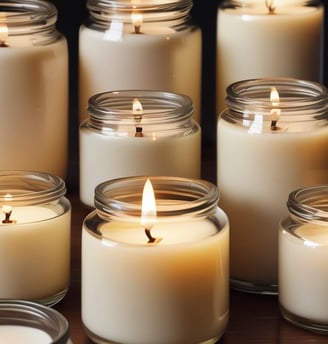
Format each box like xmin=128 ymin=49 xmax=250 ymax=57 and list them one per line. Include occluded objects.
xmin=141 ymin=179 xmax=157 ymax=230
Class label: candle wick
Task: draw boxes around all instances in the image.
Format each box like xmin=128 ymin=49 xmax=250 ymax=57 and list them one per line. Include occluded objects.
xmin=0 ymin=41 xmax=8 ymax=47
xmin=2 ymin=210 xmax=13 ymax=224
xmin=135 ymin=127 xmax=143 ymax=137
xmin=134 ymin=25 xmax=143 ymax=34
xmin=266 ymin=0 xmax=276 ymax=14
xmin=271 ymin=120 xmax=278 ymax=131
xmin=145 ymin=228 xmax=157 ymax=244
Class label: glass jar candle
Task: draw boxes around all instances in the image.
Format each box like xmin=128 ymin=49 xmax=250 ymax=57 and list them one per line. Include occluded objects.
xmin=79 ymin=90 xmax=201 ymax=208
xmin=0 ymin=171 xmax=71 ymax=306
xmin=0 ymin=300 xmax=72 ymax=343
xmin=82 ymin=176 xmax=229 ymax=344
xmin=217 ymin=77 xmax=328 ymax=294
xmin=279 ymin=185 xmax=328 ymax=334
xmin=79 ymin=0 xmax=202 ymax=123
xmin=0 ymin=0 xmax=68 ymax=178
xmin=216 ymin=0 xmax=324 ymax=115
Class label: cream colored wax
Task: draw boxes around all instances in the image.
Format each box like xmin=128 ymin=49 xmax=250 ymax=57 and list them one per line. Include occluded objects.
xmin=0 ymin=37 xmax=68 ymax=178
xmin=79 ymin=124 xmax=201 ymax=208
xmin=217 ymin=121 xmax=328 ymax=286
xmin=0 ymin=206 xmax=71 ymax=303
xmin=82 ymin=212 xmax=229 ymax=344
xmin=79 ymin=24 xmax=202 ymax=122
xmin=279 ymin=224 xmax=328 ymax=323
xmin=0 ymin=326 xmax=52 ymax=343
xmin=216 ymin=3 xmax=324 ymax=115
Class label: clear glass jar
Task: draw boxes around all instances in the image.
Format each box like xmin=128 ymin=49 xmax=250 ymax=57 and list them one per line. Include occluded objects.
xmin=0 ymin=0 xmax=68 ymax=178
xmin=79 ymin=90 xmax=201 ymax=208
xmin=0 ymin=171 xmax=71 ymax=306
xmin=79 ymin=0 xmax=202 ymax=123
xmin=279 ymin=185 xmax=328 ymax=334
xmin=82 ymin=176 xmax=229 ymax=344
xmin=216 ymin=0 xmax=324 ymax=115
xmin=0 ymin=300 xmax=72 ymax=343
xmin=217 ymin=77 xmax=328 ymax=294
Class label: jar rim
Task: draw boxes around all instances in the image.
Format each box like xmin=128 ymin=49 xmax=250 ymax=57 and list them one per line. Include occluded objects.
xmin=94 ymin=176 xmax=219 ymax=220
xmin=0 ymin=171 xmax=66 ymax=206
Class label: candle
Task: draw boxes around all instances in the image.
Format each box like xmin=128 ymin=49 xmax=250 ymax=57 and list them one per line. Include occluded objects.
xmin=279 ymin=185 xmax=328 ymax=334
xmin=216 ymin=0 xmax=324 ymax=115
xmin=0 ymin=300 xmax=71 ymax=343
xmin=0 ymin=1 xmax=68 ymax=178
xmin=0 ymin=171 xmax=71 ymax=306
xmin=79 ymin=0 xmax=202 ymax=123
xmin=79 ymin=91 xmax=201 ymax=208
xmin=82 ymin=176 xmax=229 ymax=343
xmin=217 ymin=78 xmax=328 ymax=294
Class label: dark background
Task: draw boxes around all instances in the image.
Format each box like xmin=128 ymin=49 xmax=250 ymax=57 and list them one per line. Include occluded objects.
xmin=49 ymin=0 xmax=328 ymax=178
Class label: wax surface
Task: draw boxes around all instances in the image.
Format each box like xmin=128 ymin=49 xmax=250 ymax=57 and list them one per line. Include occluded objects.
xmin=0 ymin=325 xmax=52 ymax=343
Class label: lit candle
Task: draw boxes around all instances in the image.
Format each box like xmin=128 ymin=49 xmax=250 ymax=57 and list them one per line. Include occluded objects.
xmin=79 ymin=90 xmax=201 ymax=208
xmin=0 ymin=1 xmax=68 ymax=178
xmin=79 ymin=0 xmax=202 ymax=123
xmin=279 ymin=185 xmax=328 ymax=333
xmin=216 ymin=0 xmax=324 ymax=115
xmin=0 ymin=171 xmax=71 ymax=306
xmin=82 ymin=176 xmax=229 ymax=343
xmin=217 ymin=78 xmax=328 ymax=294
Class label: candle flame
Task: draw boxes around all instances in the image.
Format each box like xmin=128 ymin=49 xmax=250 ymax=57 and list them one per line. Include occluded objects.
xmin=131 ymin=11 xmax=143 ymax=34
xmin=0 ymin=23 xmax=8 ymax=47
xmin=270 ymin=87 xmax=281 ymax=130
xmin=132 ymin=98 xmax=143 ymax=117
xmin=2 ymin=193 xmax=12 ymax=214
xmin=141 ymin=179 xmax=157 ymax=231
xmin=270 ymin=87 xmax=279 ymax=107
xmin=266 ymin=0 xmax=276 ymax=14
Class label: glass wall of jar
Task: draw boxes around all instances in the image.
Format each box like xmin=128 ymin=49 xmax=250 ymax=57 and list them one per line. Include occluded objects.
xmin=79 ymin=90 xmax=201 ymax=208
xmin=0 ymin=0 xmax=69 ymax=178
xmin=82 ymin=176 xmax=229 ymax=344
xmin=0 ymin=171 xmax=71 ymax=306
xmin=217 ymin=77 xmax=328 ymax=294
xmin=216 ymin=0 xmax=324 ymax=115
xmin=279 ymin=185 xmax=328 ymax=334
xmin=0 ymin=300 xmax=72 ymax=343
xmin=79 ymin=0 xmax=202 ymax=123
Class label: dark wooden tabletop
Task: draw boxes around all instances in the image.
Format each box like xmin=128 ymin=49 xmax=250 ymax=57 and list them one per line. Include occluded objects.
xmin=55 ymin=143 xmax=328 ymax=344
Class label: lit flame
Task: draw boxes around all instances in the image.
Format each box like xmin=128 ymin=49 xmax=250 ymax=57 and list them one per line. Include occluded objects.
xmin=132 ymin=98 xmax=143 ymax=117
xmin=131 ymin=11 xmax=143 ymax=34
xmin=270 ymin=87 xmax=281 ymax=130
xmin=270 ymin=87 xmax=279 ymax=107
xmin=141 ymin=179 xmax=157 ymax=231
xmin=2 ymin=193 xmax=12 ymax=215
xmin=0 ymin=23 xmax=8 ymax=46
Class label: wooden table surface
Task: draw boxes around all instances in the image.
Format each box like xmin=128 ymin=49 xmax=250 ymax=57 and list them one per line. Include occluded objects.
xmin=55 ymin=143 xmax=328 ymax=343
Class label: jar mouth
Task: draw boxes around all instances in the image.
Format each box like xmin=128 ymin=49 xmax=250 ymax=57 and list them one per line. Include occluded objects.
xmin=287 ymin=185 xmax=328 ymax=223
xmin=95 ymin=176 xmax=219 ymax=220
xmin=0 ymin=299 xmax=69 ymax=343
xmin=225 ymin=77 xmax=328 ymax=115
xmin=0 ymin=171 xmax=66 ymax=206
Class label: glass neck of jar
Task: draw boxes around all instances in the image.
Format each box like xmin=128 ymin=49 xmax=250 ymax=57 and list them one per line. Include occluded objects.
xmin=287 ymin=185 xmax=328 ymax=225
xmin=87 ymin=90 xmax=194 ymax=134
xmin=85 ymin=0 xmax=193 ymax=30
xmin=0 ymin=0 xmax=60 ymax=46
xmin=0 ymin=171 xmax=66 ymax=207
xmin=94 ymin=176 xmax=219 ymax=222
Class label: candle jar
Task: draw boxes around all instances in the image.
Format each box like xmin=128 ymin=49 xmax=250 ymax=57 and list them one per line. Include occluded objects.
xmin=0 ymin=0 xmax=68 ymax=178
xmin=79 ymin=90 xmax=201 ymax=208
xmin=216 ymin=0 xmax=324 ymax=115
xmin=0 ymin=300 xmax=72 ymax=343
xmin=82 ymin=176 xmax=229 ymax=344
xmin=0 ymin=171 xmax=71 ymax=306
xmin=217 ymin=77 xmax=328 ymax=294
xmin=79 ymin=0 xmax=202 ymax=123
xmin=279 ymin=185 xmax=328 ymax=334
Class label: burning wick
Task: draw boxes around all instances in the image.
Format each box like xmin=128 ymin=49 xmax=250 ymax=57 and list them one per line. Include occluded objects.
xmin=135 ymin=127 xmax=143 ymax=137
xmin=131 ymin=12 xmax=143 ymax=34
xmin=141 ymin=179 xmax=161 ymax=244
xmin=2 ymin=204 xmax=13 ymax=224
xmin=270 ymin=87 xmax=280 ymax=131
xmin=133 ymin=98 xmax=143 ymax=137
xmin=0 ymin=23 xmax=8 ymax=47
xmin=266 ymin=0 xmax=276 ymax=14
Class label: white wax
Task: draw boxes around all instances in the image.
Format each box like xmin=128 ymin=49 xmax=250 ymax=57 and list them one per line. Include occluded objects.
xmin=217 ymin=120 xmax=328 ymax=285
xmin=0 ymin=37 xmax=68 ymax=178
xmin=216 ymin=5 xmax=323 ymax=115
xmin=82 ymin=211 xmax=229 ymax=344
xmin=0 ymin=205 xmax=71 ymax=301
xmin=79 ymin=25 xmax=202 ymax=122
xmin=0 ymin=325 xmax=52 ymax=343
xmin=79 ymin=125 xmax=201 ymax=207
xmin=279 ymin=224 xmax=328 ymax=322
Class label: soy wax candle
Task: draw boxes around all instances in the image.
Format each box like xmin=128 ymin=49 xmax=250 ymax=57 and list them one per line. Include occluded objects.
xmin=0 ymin=171 xmax=71 ymax=306
xmin=82 ymin=176 xmax=229 ymax=344
xmin=279 ymin=185 xmax=328 ymax=334
xmin=79 ymin=0 xmax=202 ymax=123
xmin=0 ymin=1 xmax=69 ymax=178
xmin=216 ymin=0 xmax=324 ymax=114
xmin=79 ymin=90 xmax=201 ymax=208
xmin=217 ymin=78 xmax=328 ymax=294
